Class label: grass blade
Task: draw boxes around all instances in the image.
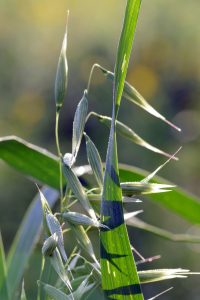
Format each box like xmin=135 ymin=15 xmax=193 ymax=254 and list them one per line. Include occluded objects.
xmin=1 ymin=136 xmax=200 ymax=226
xmin=126 ymin=216 xmax=200 ymax=243
xmin=114 ymin=0 xmax=141 ymax=115
xmin=6 ymin=187 xmax=58 ymax=299
xmin=0 ymin=136 xmax=60 ymax=189
xmin=100 ymin=1 xmax=143 ymax=299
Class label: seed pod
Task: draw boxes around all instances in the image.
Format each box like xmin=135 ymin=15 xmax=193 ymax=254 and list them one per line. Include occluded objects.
xmin=72 ymin=90 xmax=88 ymax=162
xmin=50 ymin=248 xmax=72 ymax=290
xmin=99 ymin=66 xmax=181 ymax=131
xmin=62 ymin=211 xmax=102 ymax=228
xmin=42 ymin=233 xmax=58 ymax=257
xmin=121 ymin=182 xmax=175 ymax=196
xmin=46 ymin=213 xmax=68 ymax=262
xmin=68 ymin=223 xmax=99 ymax=267
xmin=138 ymin=268 xmax=190 ymax=284
xmin=62 ymin=160 xmax=97 ymax=222
xmin=84 ymin=133 xmax=104 ymax=188
xmin=55 ymin=25 xmax=68 ymax=111
xmin=94 ymin=113 xmax=177 ymax=160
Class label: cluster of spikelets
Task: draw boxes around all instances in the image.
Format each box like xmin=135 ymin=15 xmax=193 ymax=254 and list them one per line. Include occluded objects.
xmin=36 ymin=13 xmax=200 ymax=300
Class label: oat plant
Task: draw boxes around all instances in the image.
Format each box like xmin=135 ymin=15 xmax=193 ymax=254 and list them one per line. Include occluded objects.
xmin=0 ymin=1 xmax=200 ymax=299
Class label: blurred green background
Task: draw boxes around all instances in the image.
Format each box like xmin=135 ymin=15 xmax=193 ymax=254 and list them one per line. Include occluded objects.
xmin=0 ymin=0 xmax=200 ymax=299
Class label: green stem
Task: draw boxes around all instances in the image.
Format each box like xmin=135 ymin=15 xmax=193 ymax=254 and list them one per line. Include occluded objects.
xmin=37 ymin=256 xmax=45 ymax=300
xmin=55 ymin=110 xmax=63 ymax=208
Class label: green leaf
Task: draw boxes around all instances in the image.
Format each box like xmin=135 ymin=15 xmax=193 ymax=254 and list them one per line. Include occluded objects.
xmin=0 ymin=233 xmax=9 ymax=300
xmin=1 ymin=136 xmax=200 ymax=225
xmin=100 ymin=0 xmax=143 ymax=299
xmin=126 ymin=216 xmax=200 ymax=243
xmin=0 ymin=136 xmax=60 ymax=189
xmin=6 ymin=187 xmax=58 ymax=299
xmin=114 ymin=0 xmax=142 ymax=115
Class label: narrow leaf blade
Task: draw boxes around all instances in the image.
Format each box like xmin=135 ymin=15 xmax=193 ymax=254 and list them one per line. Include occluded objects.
xmin=100 ymin=1 xmax=143 ymax=299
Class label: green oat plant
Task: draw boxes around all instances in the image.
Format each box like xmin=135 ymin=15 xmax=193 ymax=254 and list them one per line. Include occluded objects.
xmin=0 ymin=1 xmax=200 ymax=299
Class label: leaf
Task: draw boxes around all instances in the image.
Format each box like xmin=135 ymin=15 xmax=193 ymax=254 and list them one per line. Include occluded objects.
xmin=126 ymin=216 xmax=200 ymax=243
xmin=6 ymin=186 xmax=59 ymax=299
xmin=114 ymin=0 xmax=142 ymax=115
xmin=1 ymin=136 xmax=200 ymax=225
xmin=72 ymin=91 xmax=88 ymax=162
xmin=100 ymin=0 xmax=144 ymax=299
xmin=94 ymin=113 xmax=178 ymax=160
xmin=0 ymin=136 xmax=60 ymax=189
xmin=0 ymin=233 xmax=9 ymax=300
xmin=84 ymin=133 xmax=104 ymax=189
xmin=55 ymin=16 xmax=69 ymax=111
xmin=62 ymin=161 xmax=97 ymax=221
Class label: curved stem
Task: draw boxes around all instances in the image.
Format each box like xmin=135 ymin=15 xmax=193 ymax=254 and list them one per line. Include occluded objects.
xmin=55 ymin=111 xmax=63 ymax=208
xmin=87 ymin=63 xmax=101 ymax=95
xmin=85 ymin=111 xmax=100 ymax=123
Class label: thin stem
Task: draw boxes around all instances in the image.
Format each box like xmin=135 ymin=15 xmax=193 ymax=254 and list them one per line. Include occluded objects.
xmin=37 ymin=256 xmax=45 ymax=300
xmin=55 ymin=110 xmax=63 ymax=208
xmin=85 ymin=111 xmax=99 ymax=123
xmin=87 ymin=63 xmax=101 ymax=95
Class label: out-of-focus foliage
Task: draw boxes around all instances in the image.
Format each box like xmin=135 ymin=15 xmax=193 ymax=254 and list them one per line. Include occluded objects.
xmin=0 ymin=1 xmax=200 ymax=299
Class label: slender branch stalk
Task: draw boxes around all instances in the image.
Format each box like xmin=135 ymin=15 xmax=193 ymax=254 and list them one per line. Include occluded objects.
xmin=87 ymin=63 xmax=101 ymax=95
xmin=55 ymin=110 xmax=63 ymax=208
